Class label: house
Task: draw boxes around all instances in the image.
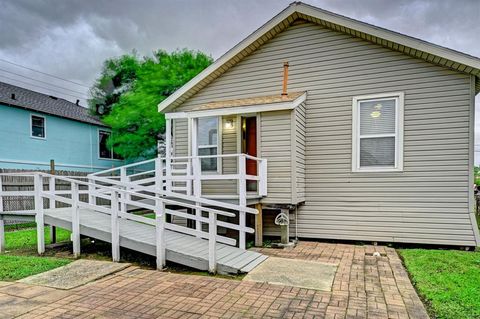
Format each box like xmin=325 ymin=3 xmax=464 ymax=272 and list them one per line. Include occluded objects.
xmin=158 ymin=2 xmax=480 ymax=247
xmin=0 ymin=81 xmax=124 ymax=172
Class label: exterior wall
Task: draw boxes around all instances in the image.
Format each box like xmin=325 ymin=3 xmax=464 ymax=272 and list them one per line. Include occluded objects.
xmin=294 ymin=102 xmax=306 ymax=203
xmin=0 ymin=104 xmax=124 ymax=172
xmin=173 ymin=118 xmax=188 ymax=157
xmin=169 ymin=21 xmax=478 ymax=246
xmin=259 ymin=110 xmax=293 ymax=204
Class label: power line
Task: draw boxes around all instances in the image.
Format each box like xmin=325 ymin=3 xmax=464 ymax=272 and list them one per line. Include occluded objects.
xmin=0 ymin=58 xmax=90 ymax=88
xmin=0 ymin=68 xmax=88 ymax=96
xmin=0 ymin=74 xmax=89 ymax=100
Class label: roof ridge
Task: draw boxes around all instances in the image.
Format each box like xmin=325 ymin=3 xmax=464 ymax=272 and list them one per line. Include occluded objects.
xmin=0 ymin=81 xmax=83 ymax=107
xmin=0 ymin=80 xmax=107 ymax=127
xmin=158 ymin=2 xmax=480 ymax=113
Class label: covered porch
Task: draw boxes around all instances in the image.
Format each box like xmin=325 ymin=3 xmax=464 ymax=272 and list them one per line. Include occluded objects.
xmin=163 ymin=91 xmax=307 ymax=247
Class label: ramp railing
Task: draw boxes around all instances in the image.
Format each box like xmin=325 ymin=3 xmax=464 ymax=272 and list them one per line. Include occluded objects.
xmin=0 ymin=171 xmax=258 ymax=273
xmin=89 ymin=154 xmax=267 ymax=249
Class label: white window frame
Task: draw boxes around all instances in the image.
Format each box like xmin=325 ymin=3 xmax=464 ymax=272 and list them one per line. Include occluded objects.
xmin=352 ymin=92 xmax=404 ymax=172
xmin=98 ymin=129 xmax=122 ymax=161
xmin=196 ymin=116 xmax=222 ymax=174
xmin=30 ymin=114 xmax=46 ymax=140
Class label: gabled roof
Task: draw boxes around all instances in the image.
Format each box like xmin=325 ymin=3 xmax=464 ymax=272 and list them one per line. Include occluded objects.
xmin=0 ymin=81 xmax=106 ymax=126
xmin=159 ymin=2 xmax=480 ymax=113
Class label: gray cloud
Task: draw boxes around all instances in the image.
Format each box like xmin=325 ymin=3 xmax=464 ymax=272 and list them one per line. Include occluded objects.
xmin=0 ymin=0 xmax=479 ymax=159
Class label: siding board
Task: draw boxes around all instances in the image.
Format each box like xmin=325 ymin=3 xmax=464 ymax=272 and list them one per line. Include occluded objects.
xmin=169 ymin=22 xmax=478 ymax=246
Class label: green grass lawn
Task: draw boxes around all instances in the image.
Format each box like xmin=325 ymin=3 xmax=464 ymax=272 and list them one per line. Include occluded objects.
xmin=0 ymin=255 xmax=71 ymax=281
xmin=398 ymin=249 xmax=480 ymax=319
xmin=0 ymin=226 xmax=73 ymax=281
xmin=5 ymin=227 xmax=71 ymax=251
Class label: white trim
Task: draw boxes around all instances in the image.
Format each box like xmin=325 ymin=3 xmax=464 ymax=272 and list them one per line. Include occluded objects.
xmin=97 ymin=129 xmax=122 ymax=161
xmin=165 ymin=92 xmax=306 ymax=119
xmin=158 ymin=2 xmax=480 ymax=113
xmin=236 ymin=115 xmax=242 ymax=155
xmin=352 ymin=92 xmax=404 ymax=173
xmin=30 ymin=114 xmax=46 ymax=140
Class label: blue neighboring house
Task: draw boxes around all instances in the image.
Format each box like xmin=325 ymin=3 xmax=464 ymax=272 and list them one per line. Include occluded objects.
xmin=0 ymin=81 xmax=125 ymax=172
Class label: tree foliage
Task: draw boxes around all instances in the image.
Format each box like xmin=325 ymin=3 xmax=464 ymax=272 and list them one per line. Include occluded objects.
xmin=90 ymin=49 xmax=212 ymax=160
xmin=88 ymin=52 xmax=141 ymax=116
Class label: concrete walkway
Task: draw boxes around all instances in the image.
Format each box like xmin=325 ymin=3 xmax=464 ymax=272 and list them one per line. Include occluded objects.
xmin=0 ymin=242 xmax=429 ymax=318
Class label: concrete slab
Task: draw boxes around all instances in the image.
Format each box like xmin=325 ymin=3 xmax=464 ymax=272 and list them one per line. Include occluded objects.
xmin=243 ymin=256 xmax=337 ymax=291
xmin=0 ymin=282 xmax=58 ymax=299
xmin=0 ymin=282 xmax=13 ymax=288
xmin=0 ymin=292 xmax=44 ymax=319
xmin=18 ymin=260 xmax=130 ymax=290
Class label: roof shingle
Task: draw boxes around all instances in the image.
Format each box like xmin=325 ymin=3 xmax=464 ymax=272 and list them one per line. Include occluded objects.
xmin=0 ymin=81 xmax=106 ymax=126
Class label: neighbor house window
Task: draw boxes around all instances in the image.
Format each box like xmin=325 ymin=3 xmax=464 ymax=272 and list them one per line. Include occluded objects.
xmin=352 ymin=93 xmax=404 ymax=172
xmin=197 ymin=117 xmax=219 ymax=171
xmin=31 ymin=115 xmax=46 ymax=139
xmin=99 ymin=130 xmax=122 ymax=160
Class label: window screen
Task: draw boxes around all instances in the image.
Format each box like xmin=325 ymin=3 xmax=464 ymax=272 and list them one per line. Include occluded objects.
xmin=355 ymin=97 xmax=400 ymax=170
xmin=99 ymin=130 xmax=112 ymax=159
xmin=31 ymin=115 xmax=45 ymax=138
xmin=99 ymin=130 xmax=123 ymax=160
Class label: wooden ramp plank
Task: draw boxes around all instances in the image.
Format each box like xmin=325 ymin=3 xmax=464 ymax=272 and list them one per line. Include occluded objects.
xmin=240 ymin=255 xmax=269 ymax=273
xmin=1 ymin=208 xmax=265 ymax=274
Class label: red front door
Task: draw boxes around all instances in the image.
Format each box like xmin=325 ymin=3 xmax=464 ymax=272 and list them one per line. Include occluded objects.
xmin=243 ymin=117 xmax=257 ymax=191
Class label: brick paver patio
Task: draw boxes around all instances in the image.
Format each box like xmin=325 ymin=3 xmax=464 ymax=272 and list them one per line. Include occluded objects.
xmin=5 ymin=242 xmax=428 ymax=318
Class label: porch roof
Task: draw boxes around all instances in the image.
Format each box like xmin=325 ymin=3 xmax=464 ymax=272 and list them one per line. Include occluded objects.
xmin=165 ymin=91 xmax=306 ymax=119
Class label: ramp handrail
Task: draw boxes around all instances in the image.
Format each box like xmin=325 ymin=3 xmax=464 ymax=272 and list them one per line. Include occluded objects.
xmin=87 ymin=154 xmax=267 ymax=249
xmin=0 ymin=171 xmax=257 ymax=273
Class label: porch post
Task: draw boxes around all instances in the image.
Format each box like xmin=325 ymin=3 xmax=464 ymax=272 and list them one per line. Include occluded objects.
xmin=34 ymin=174 xmax=45 ymax=255
xmin=190 ymin=117 xmax=202 ymax=234
xmin=238 ymin=155 xmax=246 ymax=249
xmin=165 ymin=118 xmax=172 ymax=192
xmin=254 ymin=203 xmax=263 ymax=247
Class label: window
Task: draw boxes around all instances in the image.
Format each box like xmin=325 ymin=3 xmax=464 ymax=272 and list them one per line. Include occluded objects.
xmin=31 ymin=115 xmax=46 ymax=139
xmin=352 ymin=93 xmax=404 ymax=172
xmin=99 ymin=130 xmax=122 ymax=160
xmin=197 ymin=117 xmax=219 ymax=171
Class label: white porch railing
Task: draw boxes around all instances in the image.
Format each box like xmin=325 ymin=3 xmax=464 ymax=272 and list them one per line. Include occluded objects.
xmin=89 ymin=154 xmax=267 ymax=249
xmin=0 ymin=170 xmax=258 ymax=273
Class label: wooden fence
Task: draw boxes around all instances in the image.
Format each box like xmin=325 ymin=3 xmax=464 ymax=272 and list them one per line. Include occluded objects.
xmin=0 ymin=168 xmax=91 ymax=225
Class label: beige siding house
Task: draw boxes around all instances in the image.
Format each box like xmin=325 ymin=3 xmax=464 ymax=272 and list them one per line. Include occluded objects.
xmin=159 ymin=3 xmax=480 ymax=247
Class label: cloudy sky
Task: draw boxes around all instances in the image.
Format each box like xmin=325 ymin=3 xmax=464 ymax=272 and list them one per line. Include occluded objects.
xmin=0 ymin=0 xmax=479 ymax=159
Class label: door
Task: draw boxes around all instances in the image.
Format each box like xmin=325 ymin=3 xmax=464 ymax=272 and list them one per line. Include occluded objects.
xmin=242 ymin=116 xmax=257 ymax=191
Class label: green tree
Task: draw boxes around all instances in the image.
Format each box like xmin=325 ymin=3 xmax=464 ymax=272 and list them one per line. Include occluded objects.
xmin=88 ymin=52 xmax=141 ymax=115
xmin=101 ymin=49 xmax=212 ymax=159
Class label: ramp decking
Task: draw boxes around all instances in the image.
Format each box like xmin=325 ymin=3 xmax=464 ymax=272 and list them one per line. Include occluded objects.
xmin=1 ymin=208 xmax=267 ymax=274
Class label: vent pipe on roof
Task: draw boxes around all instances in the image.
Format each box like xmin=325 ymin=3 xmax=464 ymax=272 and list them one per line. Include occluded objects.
xmin=10 ymin=93 xmax=15 ymax=100
xmin=76 ymin=99 xmax=80 ymax=106
xmin=282 ymin=61 xmax=289 ymax=96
